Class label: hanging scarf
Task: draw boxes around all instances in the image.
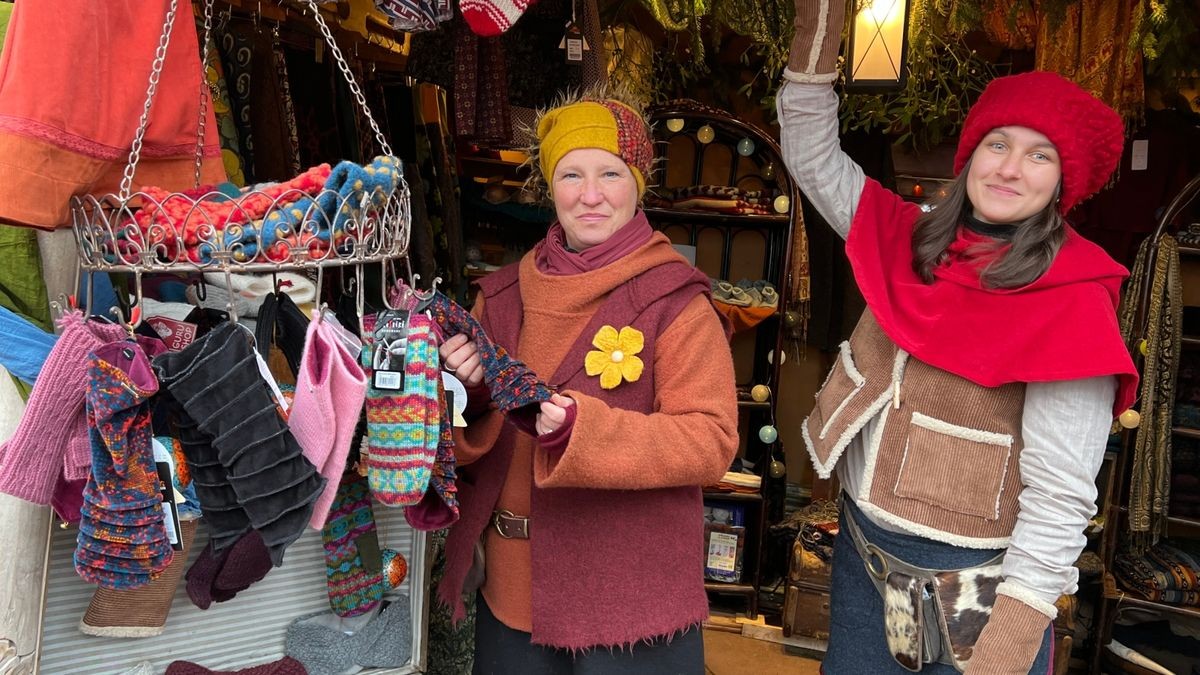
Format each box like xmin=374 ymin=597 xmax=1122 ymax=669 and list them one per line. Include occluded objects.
xmin=1035 ymin=0 xmax=1146 ymax=126
xmin=846 ymin=179 xmax=1138 ymax=414
xmin=1120 ymin=234 xmax=1183 ymax=552
xmin=534 ymin=210 xmax=654 ymax=275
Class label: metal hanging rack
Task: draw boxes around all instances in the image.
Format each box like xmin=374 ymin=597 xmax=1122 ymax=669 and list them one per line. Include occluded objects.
xmin=67 ymin=0 xmax=413 ymax=326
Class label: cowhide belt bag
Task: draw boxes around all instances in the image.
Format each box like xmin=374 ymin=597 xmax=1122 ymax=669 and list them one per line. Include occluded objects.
xmin=842 ymin=505 xmax=1004 ymax=672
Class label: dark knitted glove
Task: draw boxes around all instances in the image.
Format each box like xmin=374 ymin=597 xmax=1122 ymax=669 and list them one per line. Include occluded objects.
xmin=787 ymin=0 xmax=848 ymax=83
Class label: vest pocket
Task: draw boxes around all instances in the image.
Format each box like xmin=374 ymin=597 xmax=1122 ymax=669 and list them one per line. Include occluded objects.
xmin=894 ymin=412 xmax=1013 ymax=521
xmin=813 ymin=341 xmax=867 ymax=440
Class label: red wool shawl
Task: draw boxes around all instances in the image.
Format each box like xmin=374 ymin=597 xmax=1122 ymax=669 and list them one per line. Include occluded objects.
xmin=845 ymin=179 xmax=1137 ymax=415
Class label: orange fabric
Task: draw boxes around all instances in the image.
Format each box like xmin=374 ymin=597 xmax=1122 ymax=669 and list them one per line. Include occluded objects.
xmin=452 ymin=233 xmax=738 ymax=633
xmin=713 ymin=302 xmax=776 ymax=333
xmin=0 ymin=0 xmax=225 ymax=229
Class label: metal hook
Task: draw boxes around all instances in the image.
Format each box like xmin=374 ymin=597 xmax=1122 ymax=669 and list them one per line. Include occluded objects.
xmin=356 ymin=263 xmax=367 ymax=336
xmin=223 ymin=267 xmax=238 ymax=323
xmin=314 ymin=265 xmax=325 ymax=308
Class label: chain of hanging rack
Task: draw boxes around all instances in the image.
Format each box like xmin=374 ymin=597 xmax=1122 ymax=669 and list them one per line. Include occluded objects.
xmin=68 ymin=0 xmax=414 ymax=327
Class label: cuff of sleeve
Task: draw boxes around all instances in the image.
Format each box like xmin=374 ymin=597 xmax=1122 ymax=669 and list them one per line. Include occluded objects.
xmin=463 ymin=381 xmax=494 ymax=420
xmin=996 ymin=580 xmax=1059 ymax=620
xmin=536 ymin=402 xmax=577 ymax=455
xmin=965 ymin=594 xmax=1052 ymax=675
xmin=783 ymin=68 xmax=838 ymax=84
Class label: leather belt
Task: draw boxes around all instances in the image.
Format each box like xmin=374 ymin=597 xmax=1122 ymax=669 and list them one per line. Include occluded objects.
xmin=492 ymin=509 xmax=530 ymax=539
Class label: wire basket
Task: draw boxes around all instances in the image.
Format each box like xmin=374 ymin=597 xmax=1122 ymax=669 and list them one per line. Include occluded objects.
xmin=70 ymin=160 xmax=412 ymax=273
xmin=68 ymin=0 xmax=410 ymax=275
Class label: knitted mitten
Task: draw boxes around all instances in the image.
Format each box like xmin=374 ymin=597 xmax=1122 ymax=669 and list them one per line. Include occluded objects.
xmin=322 ymin=471 xmax=385 ymax=617
xmin=405 ymin=378 xmax=460 ymax=531
xmin=154 ymin=322 xmax=326 ymax=566
xmin=787 ymin=0 xmax=848 ymax=82
xmin=360 ymin=313 xmax=439 ymax=506
xmin=75 ymin=342 xmax=174 ymax=589
xmin=290 ymin=318 xmax=368 ymax=529
xmin=185 ymin=529 xmax=273 ymax=609
xmin=0 ymin=311 xmax=125 ymax=503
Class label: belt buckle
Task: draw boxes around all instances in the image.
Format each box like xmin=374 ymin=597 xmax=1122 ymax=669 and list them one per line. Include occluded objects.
xmin=493 ymin=509 xmax=518 ymax=539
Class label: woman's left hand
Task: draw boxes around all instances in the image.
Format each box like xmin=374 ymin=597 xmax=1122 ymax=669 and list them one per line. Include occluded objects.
xmin=535 ymin=393 xmax=575 ymax=436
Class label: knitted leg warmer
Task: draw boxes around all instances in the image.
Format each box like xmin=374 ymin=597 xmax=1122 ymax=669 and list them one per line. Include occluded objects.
xmin=154 ymin=322 xmax=325 ymax=565
xmin=75 ymin=343 xmax=173 ymax=589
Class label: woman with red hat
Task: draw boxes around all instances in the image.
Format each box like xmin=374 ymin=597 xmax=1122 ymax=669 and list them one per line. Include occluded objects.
xmin=780 ymin=1 xmax=1138 ymax=673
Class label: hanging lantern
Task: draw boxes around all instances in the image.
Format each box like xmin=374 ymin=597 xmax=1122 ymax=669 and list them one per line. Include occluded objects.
xmin=845 ymin=0 xmax=910 ymax=92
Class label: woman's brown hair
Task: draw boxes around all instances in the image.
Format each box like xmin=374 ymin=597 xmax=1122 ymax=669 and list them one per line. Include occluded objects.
xmin=911 ymin=158 xmax=1065 ymax=289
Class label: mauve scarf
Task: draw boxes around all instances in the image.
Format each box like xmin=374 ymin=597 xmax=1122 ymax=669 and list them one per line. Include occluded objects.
xmin=534 ymin=210 xmax=653 ymax=275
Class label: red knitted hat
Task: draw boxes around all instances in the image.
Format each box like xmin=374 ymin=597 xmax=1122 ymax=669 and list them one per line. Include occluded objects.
xmin=954 ymin=71 xmax=1124 ymax=213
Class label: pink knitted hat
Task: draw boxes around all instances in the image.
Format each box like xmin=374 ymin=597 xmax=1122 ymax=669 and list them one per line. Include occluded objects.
xmin=289 ymin=318 xmax=368 ymax=529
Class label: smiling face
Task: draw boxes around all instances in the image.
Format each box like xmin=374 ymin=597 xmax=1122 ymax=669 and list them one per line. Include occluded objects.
xmin=551 ymin=147 xmax=640 ymax=251
xmin=965 ymin=126 xmax=1062 ymax=224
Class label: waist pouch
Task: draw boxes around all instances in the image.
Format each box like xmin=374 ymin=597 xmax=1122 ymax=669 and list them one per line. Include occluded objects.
xmin=842 ymin=504 xmax=1003 ymax=672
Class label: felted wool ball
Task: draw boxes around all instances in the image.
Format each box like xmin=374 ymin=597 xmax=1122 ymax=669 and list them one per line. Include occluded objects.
xmin=381 ymin=549 xmax=408 ymax=590
xmin=758 ymin=425 xmax=778 ymax=444
xmin=1118 ymin=409 xmax=1141 ymax=429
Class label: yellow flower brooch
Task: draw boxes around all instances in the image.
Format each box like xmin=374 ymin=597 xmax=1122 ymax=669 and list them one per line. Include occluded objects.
xmin=584 ymin=325 xmax=644 ymax=389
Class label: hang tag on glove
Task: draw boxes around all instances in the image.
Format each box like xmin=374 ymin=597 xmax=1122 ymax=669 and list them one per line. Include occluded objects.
xmin=372 ymin=310 xmax=409 ymax=391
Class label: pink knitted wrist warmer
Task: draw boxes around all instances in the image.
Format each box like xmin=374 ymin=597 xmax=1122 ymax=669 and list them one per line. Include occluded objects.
xmin=0 ymin=312 xmax=125 ymax=504
xmin=290 ymin=320 xmax=368 ymax=529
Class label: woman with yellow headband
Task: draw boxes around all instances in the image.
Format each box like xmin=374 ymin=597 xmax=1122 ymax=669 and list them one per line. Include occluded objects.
xmin=435 ymin=94 xmax=738 ymax=671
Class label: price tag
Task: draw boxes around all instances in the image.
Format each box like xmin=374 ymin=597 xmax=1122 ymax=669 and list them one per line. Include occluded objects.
xmin=372 ymin=310 xmax=409 ymax=391
xmin=558 ymin=21 xmax=586 ymax=63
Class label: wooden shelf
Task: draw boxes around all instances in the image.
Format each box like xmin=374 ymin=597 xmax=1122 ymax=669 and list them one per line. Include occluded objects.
xmin=1173 ymin=426 xmax=1200 ymax=440
xmin=703 ymin=490 xmax=764 ymax=503
xmin=737 ymin=399 xmax=772 ymax=410
xmin=643 ymin=206 xmax=790 ymax=226
xmin=705 ymin=581 xmax=757 ymax=595
xmin=1103 ymin=573 xmax=1200 ymax=620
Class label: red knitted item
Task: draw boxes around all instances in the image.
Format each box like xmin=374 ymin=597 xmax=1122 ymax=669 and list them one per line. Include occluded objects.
xmin=164 ymin=656 xmax=307 ymax=675
xmin=954 ymin=71 xmax=1124 ymax=213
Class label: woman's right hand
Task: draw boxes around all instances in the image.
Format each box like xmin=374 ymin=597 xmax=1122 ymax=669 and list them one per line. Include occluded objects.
xmin=440 ymin=333 xmax=484 ymax=388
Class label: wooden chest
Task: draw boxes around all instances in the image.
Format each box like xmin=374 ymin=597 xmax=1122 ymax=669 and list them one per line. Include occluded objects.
xmin=783 ymin=582 xmax=832 ymax=639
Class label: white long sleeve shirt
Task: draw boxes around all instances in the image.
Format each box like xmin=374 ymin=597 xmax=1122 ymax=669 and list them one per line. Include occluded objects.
xmin=777 ymin=76 xmax=1115 ymax=616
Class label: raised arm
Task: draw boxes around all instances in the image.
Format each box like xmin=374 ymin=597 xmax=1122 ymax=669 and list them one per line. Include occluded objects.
xmin=778 ymin=0 xmax=864 ymax=239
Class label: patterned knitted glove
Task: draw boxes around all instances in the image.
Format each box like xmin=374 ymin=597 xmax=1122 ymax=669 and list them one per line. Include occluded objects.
xmin=964 ymin=594 xmax=1053 ymax=674
xmin=786 ymin=0 xmax=848 ymax=83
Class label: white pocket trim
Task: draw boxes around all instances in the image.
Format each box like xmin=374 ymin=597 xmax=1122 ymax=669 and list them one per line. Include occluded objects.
xmin=909 ymin=412 xmax=1013 ymax=448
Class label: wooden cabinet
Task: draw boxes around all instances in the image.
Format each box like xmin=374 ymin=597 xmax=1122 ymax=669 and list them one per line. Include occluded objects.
xmin=644 ymin=99 xmax=805 ymax=618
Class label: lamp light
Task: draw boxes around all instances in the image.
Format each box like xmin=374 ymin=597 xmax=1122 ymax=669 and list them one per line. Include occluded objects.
xmin=845 ymin=0 xmax=910 ymax=92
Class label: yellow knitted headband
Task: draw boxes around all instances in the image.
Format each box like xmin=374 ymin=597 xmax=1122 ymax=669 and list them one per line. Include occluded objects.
xmin=536 ymin=99 xmax=654 ymax=198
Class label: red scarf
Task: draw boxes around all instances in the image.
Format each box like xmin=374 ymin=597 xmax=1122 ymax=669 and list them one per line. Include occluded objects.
xmin=846 ymin=179 xmax=1137 ymax=414
xmin=534 ymin=210 xmax=654 ymax=275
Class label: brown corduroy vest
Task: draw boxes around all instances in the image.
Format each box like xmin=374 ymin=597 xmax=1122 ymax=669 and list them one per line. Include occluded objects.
xmin=803 ymin=310 xmax=1028 ymax=548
